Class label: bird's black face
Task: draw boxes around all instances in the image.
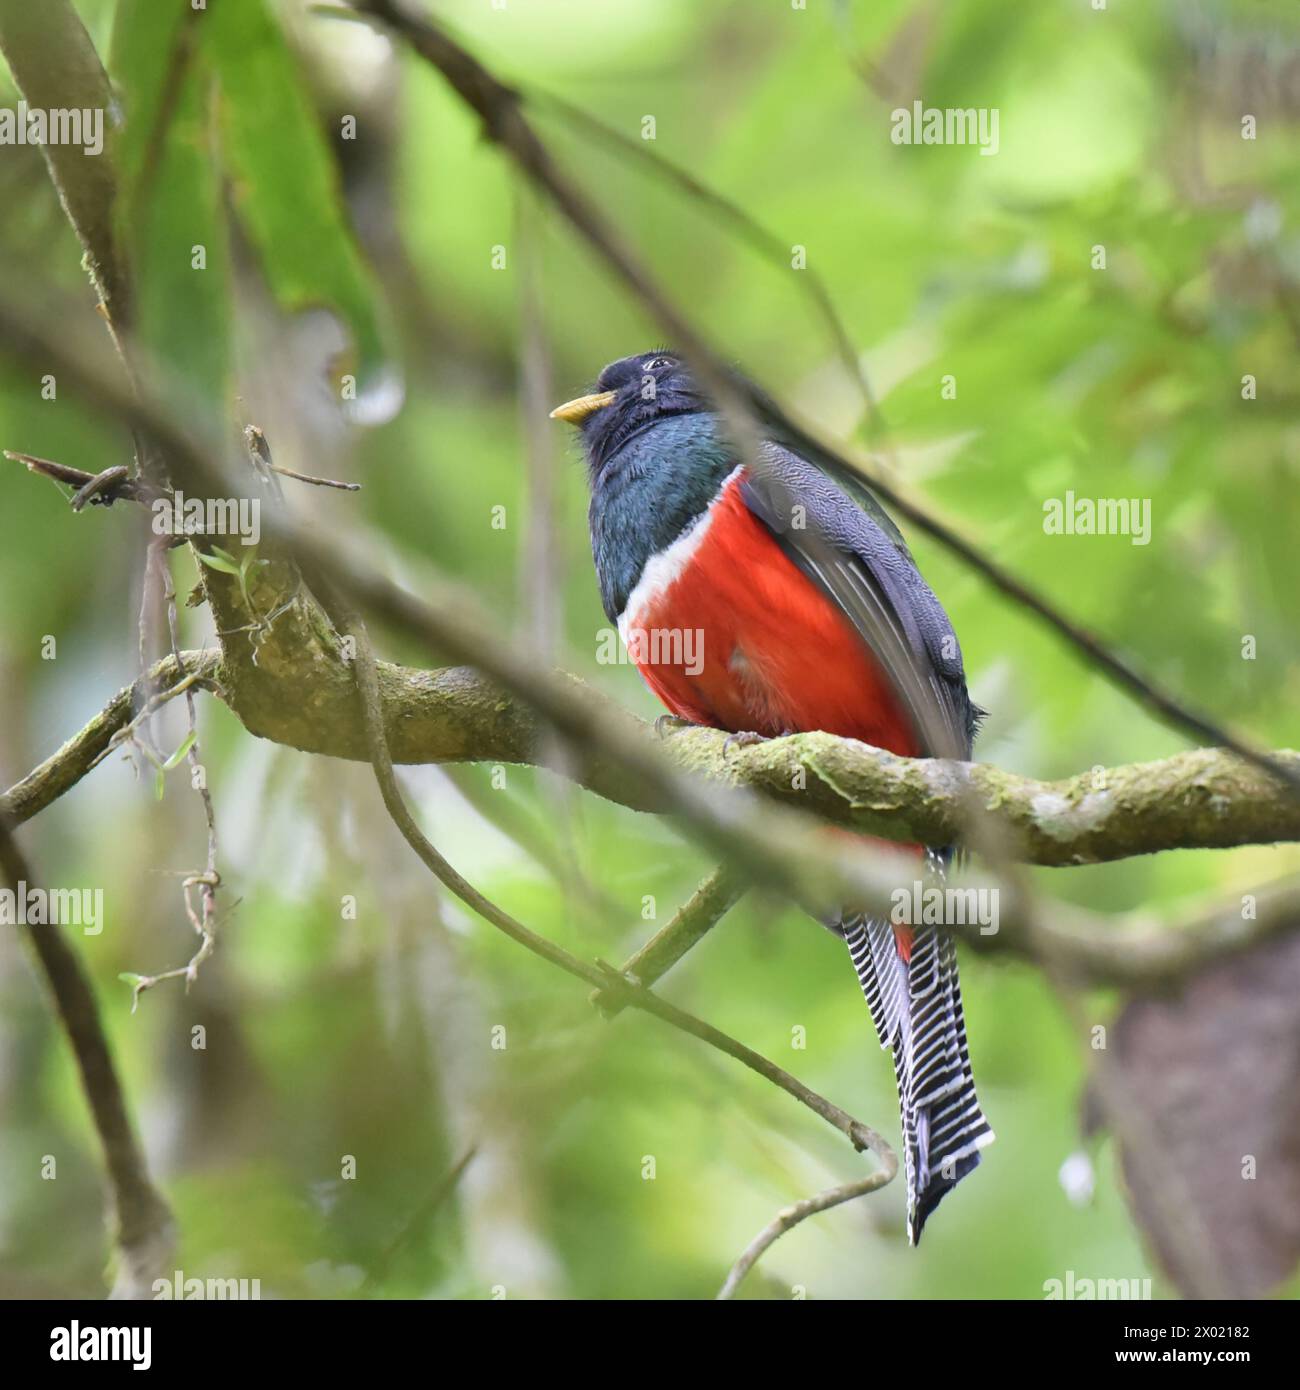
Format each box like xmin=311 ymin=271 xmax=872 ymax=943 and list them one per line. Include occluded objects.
xmin=550 ymin=350 xmax=705 ymax=472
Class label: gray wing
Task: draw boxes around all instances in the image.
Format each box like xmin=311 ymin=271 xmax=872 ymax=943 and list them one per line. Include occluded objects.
xmin=739 ymin=441 xmax=979 ymax=761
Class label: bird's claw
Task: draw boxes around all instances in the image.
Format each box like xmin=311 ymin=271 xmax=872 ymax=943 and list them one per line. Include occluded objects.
xmin=722 ymin=730 xmax=767 ymax=757
xmin=654 ymin=715 xmax=697 ymax=739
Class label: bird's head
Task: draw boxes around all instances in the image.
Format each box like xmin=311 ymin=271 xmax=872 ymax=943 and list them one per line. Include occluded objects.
xmin=550 ymin=350 xmax=705 ymax=471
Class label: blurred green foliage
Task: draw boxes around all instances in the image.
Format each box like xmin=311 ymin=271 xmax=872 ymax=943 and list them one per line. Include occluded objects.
xmin=0 ymin=0 xmax=1298 ymax=1299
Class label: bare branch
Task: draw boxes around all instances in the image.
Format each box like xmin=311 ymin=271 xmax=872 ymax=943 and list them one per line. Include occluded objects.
xmin=716 ymin=1168 xmax=898 ymax=1301
xmin=591 ymin=865 xmax=745 ymax=1018
xmin=3 ymin=451 xmax=162 ymax=506
xmin=1 ymin=650 xmax=219 ymax=825
xmin=0 ymin=818 xmax=173 ymax=1296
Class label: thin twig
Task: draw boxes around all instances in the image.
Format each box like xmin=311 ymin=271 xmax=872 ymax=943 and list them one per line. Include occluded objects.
xmin=526 ymin=85 xmax=887 ymax=439
xmin=117 ymin=534 xmax=223 ymax=1006
xmin=716 ymin=1167 xmax=898 ymax=1300
xmin=132 ymin=536 xmax=171 ymax=769
xmin=70 ymin=465 xmax=131 ymax=511
xmin=158 ymin=536 xmax=220 ymax=963
xmin=88 ymin=668 xmax=210 ymax=773
xmin=244 ymin=428 xmax=360 ymax=492
xmin=344 ymin=604 xmax=892 ymax=1155
xmin=1 ymin=649 xmax=219 ymax=825
xmin=591 ymin=864 xmax=745 ymax=1018
xmin=121 ymin=881 xmax=227 ymax=1013
xmin=4 ymin=450 xmax=162 ymax=505
xmin=264 ymin=462 xmax=361 ymax=491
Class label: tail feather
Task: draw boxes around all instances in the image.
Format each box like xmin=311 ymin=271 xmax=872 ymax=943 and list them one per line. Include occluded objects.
xmin=845 ymin=915 xmax=908 ymax=1051
xmin=842 ymin=913 xmax=993 ymax=1244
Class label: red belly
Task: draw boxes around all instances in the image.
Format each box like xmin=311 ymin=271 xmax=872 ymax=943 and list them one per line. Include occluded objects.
xmin=625 ymin=477 xmax=921 ymax=757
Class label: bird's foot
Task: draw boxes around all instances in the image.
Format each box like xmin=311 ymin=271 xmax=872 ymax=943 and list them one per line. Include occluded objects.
xmin=722 ymin=730 xmax=768 ymax=757
xmin=654 ymin=714 xmax=698 ymax=740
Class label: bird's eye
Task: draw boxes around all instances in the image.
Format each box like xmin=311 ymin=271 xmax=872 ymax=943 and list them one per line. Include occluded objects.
xmin=646 ymin=356 xmax=674 ymax=371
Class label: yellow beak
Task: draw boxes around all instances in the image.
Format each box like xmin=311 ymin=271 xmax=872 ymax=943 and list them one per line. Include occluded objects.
xmin=549 ymin=390 xmax=617 ymax=424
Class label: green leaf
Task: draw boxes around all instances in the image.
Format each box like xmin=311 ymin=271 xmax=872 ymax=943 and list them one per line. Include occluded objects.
xmin=109 ymin=1 xmax=193 ymax=188
xmin=163 ymin=730 xmax=197 ymax=770
xmin=117 ymin=973 xmax=145 ymax=987
xmin=196 ymin=548 xmax=241 ymax=577
xmin=154 ymin=767 xmax=166 ymax=802
xmin=110 ymin=0 xmax=230 ymax=428
xmin=202 ymin=0 xmax=394 ymax=417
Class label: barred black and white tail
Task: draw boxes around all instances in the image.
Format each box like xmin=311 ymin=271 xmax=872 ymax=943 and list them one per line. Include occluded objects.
xmin=842 ymin=911 xmax=994 ymax=1244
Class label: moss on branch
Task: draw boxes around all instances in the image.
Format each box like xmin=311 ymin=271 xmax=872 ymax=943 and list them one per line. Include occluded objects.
xmin=7 ymin=606 xmax=1298 ymax=869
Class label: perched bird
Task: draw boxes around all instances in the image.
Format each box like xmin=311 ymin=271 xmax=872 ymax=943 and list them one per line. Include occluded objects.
xmin=552 ymin=350 xmax=993 ymax=1242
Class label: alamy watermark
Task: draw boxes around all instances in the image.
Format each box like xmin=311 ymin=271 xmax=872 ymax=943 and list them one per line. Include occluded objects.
xmin=599 ymin=626 xmax=704 ymax=677
xmin=891 ymin=102 xmax=1000 ymax=156
xmin=0 ymin=882 xmax=102 ymax=936
xmin=153 ymin=1270 xmax=262 ymax=1300
xmin=1043 ymin=1269 xmax=1152 ymax=1300
xmin=891 ymin=879 xmax=999 ymax=936
xmin=1 ymin=102 xmax=104 ymax=157
xmin=1043 ymin=491 xmax=1151 ymax=546
xmin=152 ymin=490 xmax=261 ymax=545
xmin=50 ymin=1322 xmax=150 ymax=1370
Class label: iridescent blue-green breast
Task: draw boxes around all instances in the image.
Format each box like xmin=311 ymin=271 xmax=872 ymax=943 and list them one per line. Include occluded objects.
xmin=587 ymin=414 xmax=735 ymax=624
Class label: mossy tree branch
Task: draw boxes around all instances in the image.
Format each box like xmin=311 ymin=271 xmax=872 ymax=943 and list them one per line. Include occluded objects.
xmin=6 ymin=615 xmax=1297 ymax=870
xmin=7 ymin=442 xmax=1300 ymax=997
